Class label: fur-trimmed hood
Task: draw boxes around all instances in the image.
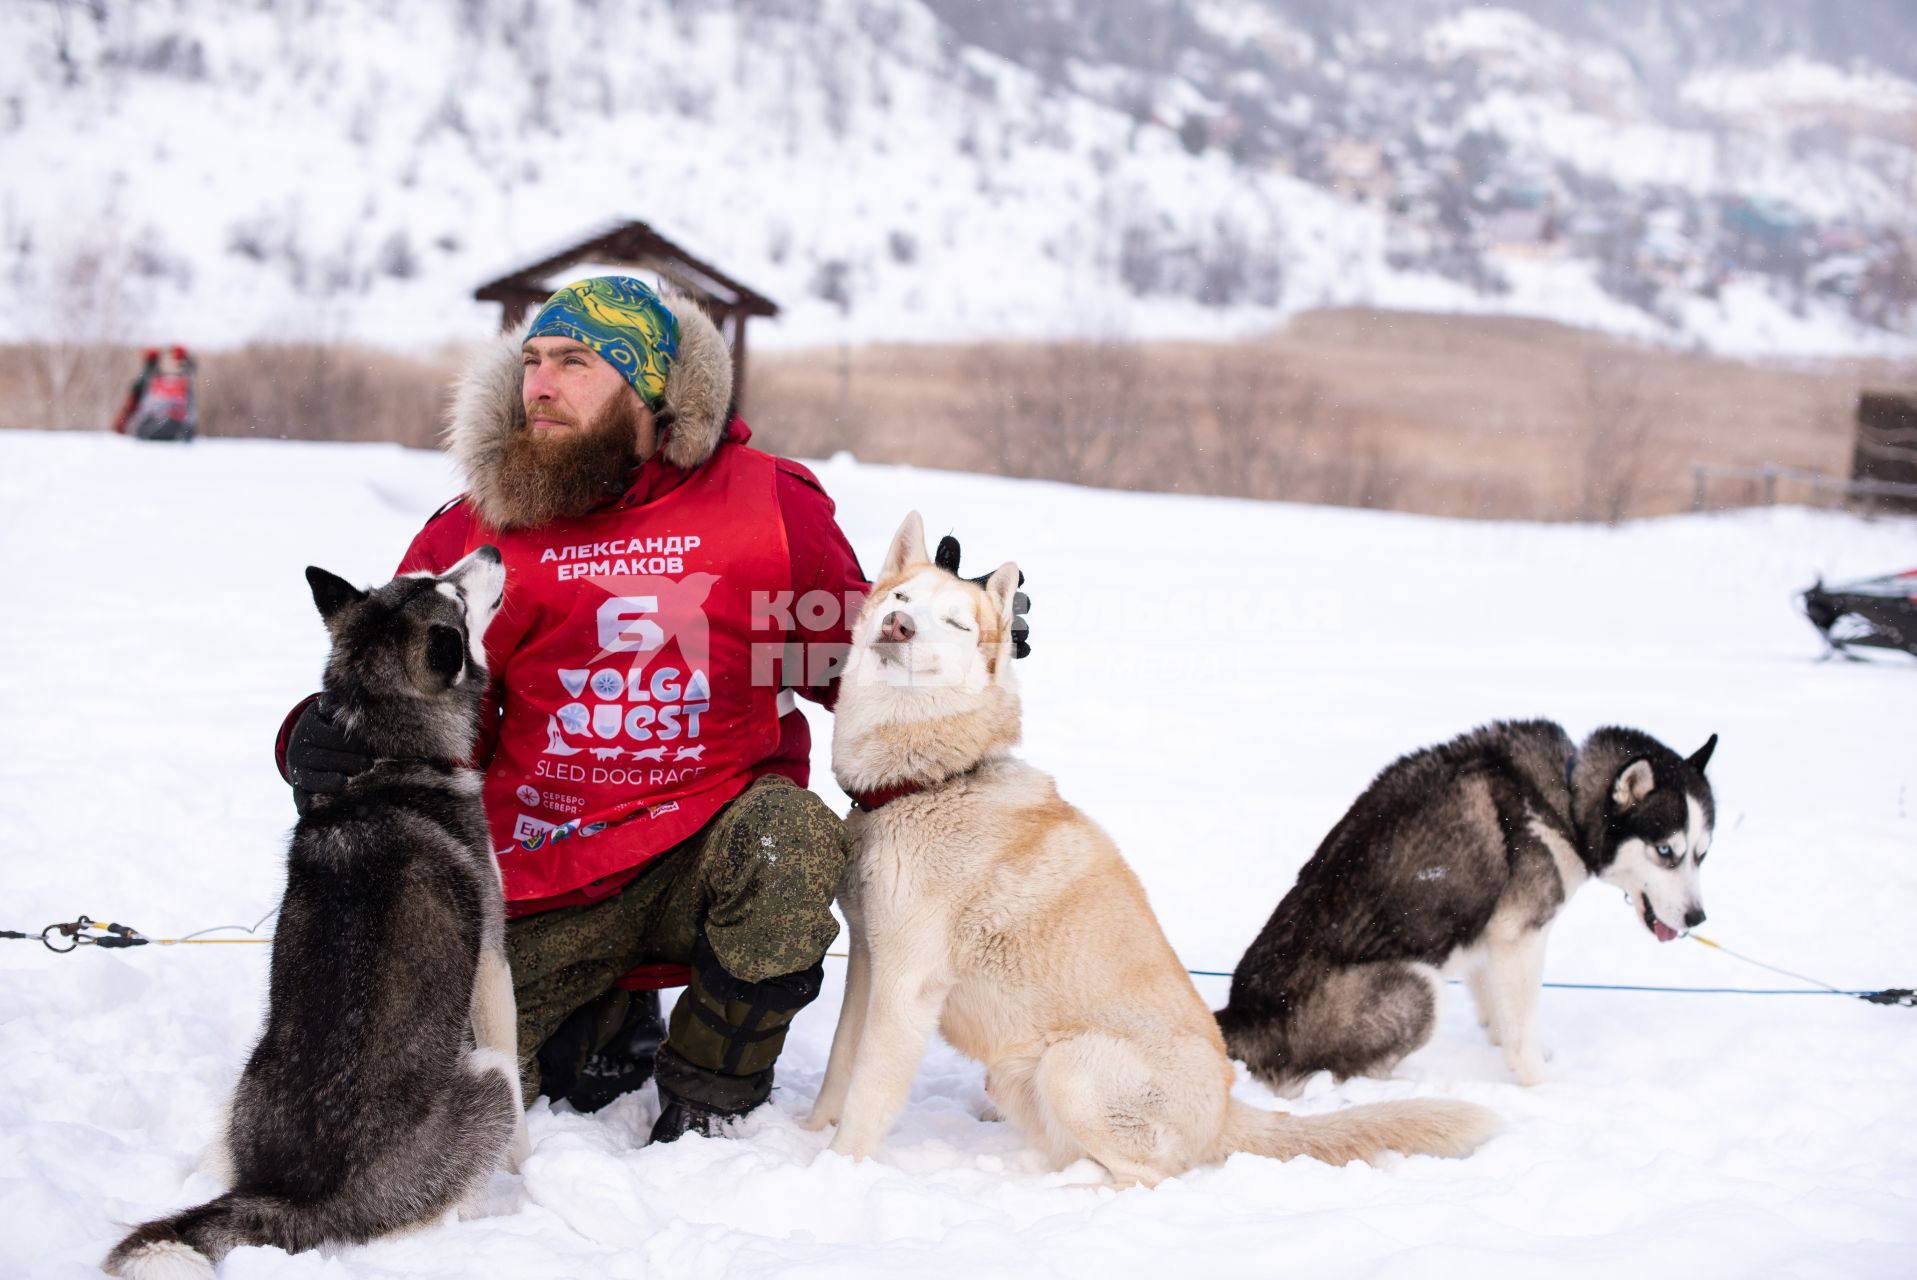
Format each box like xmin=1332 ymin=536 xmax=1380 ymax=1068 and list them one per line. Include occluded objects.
xmin=444 ymin=290 xmax=735 ymax=529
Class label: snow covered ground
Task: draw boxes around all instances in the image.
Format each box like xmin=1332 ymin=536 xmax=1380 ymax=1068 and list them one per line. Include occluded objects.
xmin=2 ymin=428 xmax=1914 ymax=1277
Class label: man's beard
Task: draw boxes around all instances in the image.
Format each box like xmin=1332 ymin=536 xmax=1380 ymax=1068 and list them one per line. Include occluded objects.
xmin=492 ymin=396 xmax=642 ymax=528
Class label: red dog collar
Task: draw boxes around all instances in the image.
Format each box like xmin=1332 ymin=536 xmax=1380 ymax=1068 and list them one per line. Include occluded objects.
xmin=846 ymin=779 xmax=927 ymax=813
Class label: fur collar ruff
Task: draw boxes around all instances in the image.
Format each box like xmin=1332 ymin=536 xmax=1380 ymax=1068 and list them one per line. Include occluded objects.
xmin=444 ymin=291 xmax=734 ymax=529
xmin=832 ymin=660 xmax=1022 ymax=805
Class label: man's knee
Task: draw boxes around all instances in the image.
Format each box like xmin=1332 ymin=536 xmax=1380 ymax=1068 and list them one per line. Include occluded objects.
xmin=702 ymin=776 xmax=850 ymax=982
xmin=710 ymin=776 xmax=850 ymax=899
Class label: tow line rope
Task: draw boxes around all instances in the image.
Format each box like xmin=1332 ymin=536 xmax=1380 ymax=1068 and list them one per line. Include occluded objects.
xmin=1 ymin=910 xmax=278 ymax=953
xmin=9 ymin=915 xmax=1912 ymax=1007
xmin=1176 ymin=934 xmax=1914 ymax=1007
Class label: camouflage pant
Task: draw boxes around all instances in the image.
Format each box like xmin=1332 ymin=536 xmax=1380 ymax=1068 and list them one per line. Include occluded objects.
xmin=506 ymin=774 xmax=849 ymax=1098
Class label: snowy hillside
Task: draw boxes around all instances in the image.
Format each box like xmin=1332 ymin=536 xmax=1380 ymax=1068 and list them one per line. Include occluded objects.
xmin=3 ymin=429 xmax=1915 ymax=1276
xmin=3 ymin=0 xmax=1913 ymax=359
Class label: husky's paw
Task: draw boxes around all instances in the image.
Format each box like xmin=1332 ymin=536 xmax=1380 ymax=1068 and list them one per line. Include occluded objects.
xmin=1510 ymin=1057 xmax=1549 ymax=1087
xmin=1266 ymin=1071 xmax=1320 ymax=1101
xmin=828 ymin=1129 xmax=879 ymax=1161
xmin=458 ymin=1171 xmax=527 ymax=1221
xmin=506 ymin=1121 xmax=531 ymax=1173
xmin=977 ymin=1102 xmax=1004 ymax=1123
xmin=801 ymin=1109 xmax=837 ymax=1133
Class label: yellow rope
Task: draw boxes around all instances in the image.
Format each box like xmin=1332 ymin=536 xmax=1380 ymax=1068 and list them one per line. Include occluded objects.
xmin=66 ymin=914 xmax=277 ymax=947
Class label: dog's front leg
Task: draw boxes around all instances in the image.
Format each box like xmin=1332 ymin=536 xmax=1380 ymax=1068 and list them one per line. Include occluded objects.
xmin=805 ymin=924 xmax=872 ymax=1132
xmin=472 ymin=946 xmax=531 ymax=1170
xmin=472 ymin=946 xmax=519 ymax=1060
xmin=828 ymin=973 xmax=949 ymax=1160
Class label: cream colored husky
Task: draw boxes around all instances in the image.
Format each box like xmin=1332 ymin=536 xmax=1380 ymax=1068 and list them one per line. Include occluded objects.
xmin=804 ymin=513 xmax=1496 ymax=1186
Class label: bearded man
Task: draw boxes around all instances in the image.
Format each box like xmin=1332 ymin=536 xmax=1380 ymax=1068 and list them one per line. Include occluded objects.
xmin=277 ymin=277 xmax=1028 ymax=1142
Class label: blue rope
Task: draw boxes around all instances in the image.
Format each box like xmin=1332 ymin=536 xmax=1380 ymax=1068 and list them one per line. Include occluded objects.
xmin=1519 ymin=982 xmax=1874 ymax=996
xmin=1181 ymin=968 xmax=1893 ymax=998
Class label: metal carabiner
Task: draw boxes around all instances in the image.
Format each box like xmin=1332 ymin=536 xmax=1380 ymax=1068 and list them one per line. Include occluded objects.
xmin=40 ymin=918 xmax=86 ymax=953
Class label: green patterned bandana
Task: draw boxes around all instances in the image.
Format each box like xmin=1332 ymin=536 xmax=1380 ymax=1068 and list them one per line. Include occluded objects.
xmin=525 ymin=276 xmax=680 ymax=409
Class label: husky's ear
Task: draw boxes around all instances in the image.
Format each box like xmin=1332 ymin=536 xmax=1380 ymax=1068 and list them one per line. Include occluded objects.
xmin=880 ymin=511 xmax=928 ymax=582
xmin=425 ymin=624 xmax=467 ymax=686
xmin=1686 ymin=733 xmax=1718 ymax=774
xmin=306 ymin=567 xmax=366 ymax=623
xmin=984 ymin=561 xmax=1021 ymax=626
xmin=1612 ymin=758 xmax=1656 ymax=808
xmin=984 ymin=561 xmax=1020 ymax=673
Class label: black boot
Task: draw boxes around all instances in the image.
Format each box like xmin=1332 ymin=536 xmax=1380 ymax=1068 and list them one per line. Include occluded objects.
xmin=647 ymin=934 xmax=824 ymax=1144
xmin=649 ymin=1046 xmax=774 ymax=1143
xmin=536 ymin=988 xmax=666 ymax=1113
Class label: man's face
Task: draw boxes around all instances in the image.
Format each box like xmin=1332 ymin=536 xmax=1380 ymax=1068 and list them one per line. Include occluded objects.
xmin=522 ymin=337 xmax=653 ymax=449
xmin=490 ymin=338 xmax=659 ymax=527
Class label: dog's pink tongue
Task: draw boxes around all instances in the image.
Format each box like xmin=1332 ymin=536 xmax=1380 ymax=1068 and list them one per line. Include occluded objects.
xmin=1653 ymin=920 xmax=1678 ymax=943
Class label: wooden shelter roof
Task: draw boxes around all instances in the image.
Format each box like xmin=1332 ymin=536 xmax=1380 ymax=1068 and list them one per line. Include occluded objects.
xmin=474 ymin=220 xmax=779 ymax=402
xmin=474 ymin=220 xmax=780 ymax=320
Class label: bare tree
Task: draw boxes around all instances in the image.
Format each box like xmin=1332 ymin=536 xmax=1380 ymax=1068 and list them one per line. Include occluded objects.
xmin=1577 ymin=352 xmax=1656 ymax=523
xmin=1201 ymin=348 xmax=1318 ymax=499
xmin=971 ymin=340 xmax=1150 ymax=487
xmin=196 ymin=343 xmax=452 ymax=446
xmin=27 ymin=233 xmax=140 ymax=430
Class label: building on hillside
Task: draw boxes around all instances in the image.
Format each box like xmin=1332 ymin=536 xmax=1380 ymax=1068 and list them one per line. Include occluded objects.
xmin=1723 ymin=195 xmax=1804 ymax=244
xmin=476 ymin=220 xmax=779 ymax=403
xmin=1485 ymin=204 xmax=1553 ymax=253
xmin=1326 ymin=136 xmax=1390 ymax=203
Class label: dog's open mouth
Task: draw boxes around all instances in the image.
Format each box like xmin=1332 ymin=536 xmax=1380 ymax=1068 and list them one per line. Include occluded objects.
xmin=1640 ymin=895 xmax=1679 ymax=943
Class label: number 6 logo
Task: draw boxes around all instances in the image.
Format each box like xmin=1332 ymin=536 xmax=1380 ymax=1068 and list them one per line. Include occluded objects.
xmin=597 ymin=595 xmax=664 ymax=653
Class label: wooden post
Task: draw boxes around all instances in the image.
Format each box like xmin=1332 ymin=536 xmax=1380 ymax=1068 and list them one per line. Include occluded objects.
xmin=1692 ymin=465 xmax=1707 ymax=512
xmin=730 ymin=310 xmax=749 ymax=412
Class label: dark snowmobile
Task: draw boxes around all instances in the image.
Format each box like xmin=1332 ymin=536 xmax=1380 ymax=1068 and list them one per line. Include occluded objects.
xmin=1801 ymin=570 xmax=1917 ymax=659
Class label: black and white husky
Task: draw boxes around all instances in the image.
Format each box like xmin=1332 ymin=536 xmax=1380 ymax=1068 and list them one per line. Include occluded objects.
xmin=106 ymin=548 xmax=527 ymax=1279
xmin=1217 ymin=720 xmax=1717 ymax=1091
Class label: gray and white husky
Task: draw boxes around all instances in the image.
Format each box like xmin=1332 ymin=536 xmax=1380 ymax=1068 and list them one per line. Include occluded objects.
xmin=1217 ymin=720 xmax=1717 ymax=1091
xmin=106 ymin=548 xmax=527 ymax=1279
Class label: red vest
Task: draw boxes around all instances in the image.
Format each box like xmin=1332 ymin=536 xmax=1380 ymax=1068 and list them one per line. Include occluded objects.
xmin=451 ymin=444 xmax=790 ymax=902
xmin=139 ymin=373 xmax=191 ymax=421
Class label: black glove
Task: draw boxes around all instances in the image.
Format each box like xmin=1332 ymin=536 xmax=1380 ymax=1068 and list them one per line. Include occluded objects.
xmin=285 ymin=695 xmax=374 ymax=813
xmin=936 ymin=535 xmax=1031 ymax=659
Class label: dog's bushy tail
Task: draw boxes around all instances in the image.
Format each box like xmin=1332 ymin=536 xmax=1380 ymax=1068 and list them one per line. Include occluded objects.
xmin=104 ymin=1191 xmax=311 ymax=1279
xmin=1223 ymin=1096 xmax=1496 ymax=1166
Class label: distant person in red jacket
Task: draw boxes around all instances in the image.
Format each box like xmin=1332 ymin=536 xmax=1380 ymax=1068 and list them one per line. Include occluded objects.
xmin=111 ymin=348 xmax=161 ymax=435
xmin=124 ymin=344 xmax=198 ymax=441
xmin=279 ymin=277 xmax=1028 ymax=1143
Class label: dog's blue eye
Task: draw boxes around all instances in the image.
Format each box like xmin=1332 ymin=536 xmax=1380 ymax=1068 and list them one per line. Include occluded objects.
xmin=1656 ymin=844 xmax=1674 ymax=859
